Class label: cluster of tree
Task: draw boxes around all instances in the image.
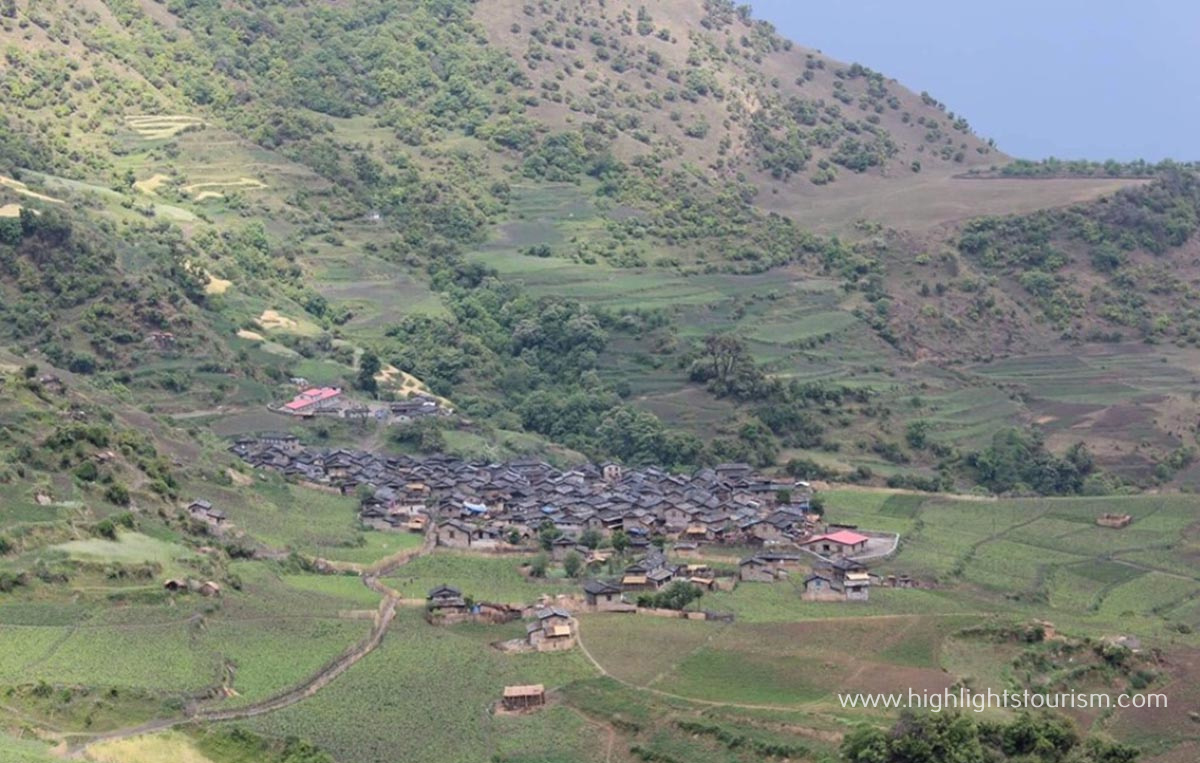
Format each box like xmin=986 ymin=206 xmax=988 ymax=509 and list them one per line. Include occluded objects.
xmin=991 ymin=158 xmax=1194 ymax=179
xmin=383 ymin=256 xmax=712 ymax=467
xmin=636 ymin=581 xmax=704 ymax=610
xmin=966 ymin=429 xmax=1097 ymax=496
xmin=958 ymin=170 xmax=1200 ymax=335
xmin=841 ymin=711 xmax=1137 ymax=763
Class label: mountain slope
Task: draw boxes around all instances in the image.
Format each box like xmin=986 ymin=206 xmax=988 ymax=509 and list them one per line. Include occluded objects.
xmin=1 ymin=0 xmax=1197 ymax=492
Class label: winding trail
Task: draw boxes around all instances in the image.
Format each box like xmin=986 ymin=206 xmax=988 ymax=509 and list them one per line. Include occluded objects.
xmin=65 ymin=531 xmax=434 ymax=758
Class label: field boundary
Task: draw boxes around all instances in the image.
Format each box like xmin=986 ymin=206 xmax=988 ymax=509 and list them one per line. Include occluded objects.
xmin=65 ymin=529 xmax=436 ymax=757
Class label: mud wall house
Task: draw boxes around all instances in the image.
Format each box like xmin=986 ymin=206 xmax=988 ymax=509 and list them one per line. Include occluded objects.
xmin=526 ymin=608 xmax=576 ymax=652
xmin=501 ymin=684 xmax=545 ymax=711
xmin=1096 ymin=513 xmax=1132 ymax=529
xmin=738 ymin=556 xmax=779 ymax=582
xmin=186 ymin=499 xmax=227 ymax=527
xmin=802 ymin=572 xmax=843 ymax=601
xmin=844 ymin=571 xmax=871 ymax=601
xmin=582 ymin=579 xmax=625 ymax=610
xmin=258 ymin=432 xmax=302 ymax=453
xmin=620 ymin=572 xmax=649 ymax=592
xmin=436 ymin=519 xmax=477 ymax=548
xmin=549 ymin=535 xmax=578 ymax=561
xmin=426 ymin=584 xmax=467 ymax=615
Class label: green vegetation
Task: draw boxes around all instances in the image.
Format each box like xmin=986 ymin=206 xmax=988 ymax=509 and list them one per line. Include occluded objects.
xmin=1 ymin=0 xmax=1199 ymax=760
xmin=843 ymin=711 xmax=1138 ymax=763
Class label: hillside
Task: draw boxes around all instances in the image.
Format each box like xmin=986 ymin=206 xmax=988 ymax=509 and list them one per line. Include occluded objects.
xmin=3 ymin=2 xmax=1200 ymax=763
xmin=0 ymin=0 xmax=1197 ymax=493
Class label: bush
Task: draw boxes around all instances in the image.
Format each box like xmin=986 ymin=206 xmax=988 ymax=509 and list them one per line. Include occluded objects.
xmin=104 ymin=484 xmax=131 ymax=506
xmin=94 ymin=519 xmax=118 ymax=540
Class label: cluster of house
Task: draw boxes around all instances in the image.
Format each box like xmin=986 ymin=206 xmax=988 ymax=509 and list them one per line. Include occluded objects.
xmin=427 ymin=585 xmax=579 ymax=651
xmin=162 ymin=578 xmax=222 ymax=597
xmin=424 ymin=584 xmax=521 ymax=625
xmin=272 ymin=385 xmax=451 ymax=423
xmin=186 ymin=499 xmax=229 ymax=528
xmin=229 ymin=437 xmax=825 ymax=550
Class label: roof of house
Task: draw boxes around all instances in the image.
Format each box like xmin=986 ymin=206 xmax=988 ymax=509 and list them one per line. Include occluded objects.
xmin=503 ymin=684 xmax=545 ymax=698
xmin=284 ymin=386 xmax=342 ymax=411
xmin=807 ymin=530 xmax=869 ymax=546
xmin=583 ymin=579 xmax=622 ymax=595
xmin=428 ymin=584 xmax=462 ymax=599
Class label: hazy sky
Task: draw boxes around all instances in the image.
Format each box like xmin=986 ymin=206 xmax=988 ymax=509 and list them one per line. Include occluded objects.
xmin=750 ymin=0 xmax=1199 ymax=161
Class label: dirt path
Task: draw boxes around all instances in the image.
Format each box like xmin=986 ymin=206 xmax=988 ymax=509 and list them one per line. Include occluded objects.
xmin=65 ymin=531 xmax=435 ymax=758
xmin=575 ymin=611 xmax=990 ymax=715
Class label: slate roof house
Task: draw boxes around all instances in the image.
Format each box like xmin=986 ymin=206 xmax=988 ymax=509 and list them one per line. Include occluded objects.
xmin=582 ymin=579 xmax=626 ymax=610
xmin=229 ymin=443 xmax=831 ymax=553
xmin=803 ymin=558 xmax=871 ymax=601
xmin=427 ymin=584 xmax=467 ymax=613
xmin=526 ymin=608 xmax=576 ymax=652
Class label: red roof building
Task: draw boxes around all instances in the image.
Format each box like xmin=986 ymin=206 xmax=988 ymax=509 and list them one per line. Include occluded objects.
xmin=803 ymin=530 xmax=869 ymax=555
xmin=283 ymin=386 xmax=343 ymax=412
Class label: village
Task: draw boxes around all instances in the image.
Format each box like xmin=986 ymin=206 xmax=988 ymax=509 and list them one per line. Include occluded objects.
xmin=223 ymin=435 xmax=904 ymax=603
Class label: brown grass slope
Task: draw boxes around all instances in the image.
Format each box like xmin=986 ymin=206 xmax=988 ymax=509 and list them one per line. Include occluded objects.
xmin=474 ymin=0 xmax=1139 ymax=232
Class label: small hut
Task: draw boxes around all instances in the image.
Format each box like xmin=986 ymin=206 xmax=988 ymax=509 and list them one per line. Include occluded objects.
xmin=501 ymin=684 xmax=545 ymax=711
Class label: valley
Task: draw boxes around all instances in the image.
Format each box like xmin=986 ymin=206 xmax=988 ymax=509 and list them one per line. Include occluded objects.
xmin=1 ymin=0 xmax=1198 ymax=761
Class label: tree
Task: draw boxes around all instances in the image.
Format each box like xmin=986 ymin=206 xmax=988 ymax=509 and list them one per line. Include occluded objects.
xmin=563 ymin=551 xmax=582 ymax=578
xmin=639 ymin=581 xmax=703 ymax=611
xmin=529 ymin=552 xmax=549 ymax=578
xmin=356 ymin=350 xmax=381 ymax=394
xmin=538 ymin=521 xmax=562 ymax=551
xmin=610 ymin=529 xmax=630 ymax=555
xmin=905 ymin=420 xmax=930 ymax=449
xmin=579 ymin=528 xmax=602 ymax=549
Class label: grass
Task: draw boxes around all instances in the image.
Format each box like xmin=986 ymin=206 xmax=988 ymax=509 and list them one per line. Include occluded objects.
xmin=202 ymin=616 xmax=369 ymax=706
xmin=52 ymin=532 xmax=196 ymax=573
xmin=244 ymin=608 xmax=599 ymax=763
xmin=181 ymin=476 xmax=363 ymax=555
xmin=582 ymin=614 xmax=978 ymax=711
xmin=85 ymin=730 xmax=214 ymax=763
xmin=309 ymin=531 xmax=424 ymax=566
xmin=0 ymin=732 xmax=57 ymax=763
xmin=385 ymin=552 xmax=579 ymax=604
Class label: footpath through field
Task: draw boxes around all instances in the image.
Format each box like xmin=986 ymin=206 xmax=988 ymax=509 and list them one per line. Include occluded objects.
xmin=65 ymin=530 xmax=436 ymax=758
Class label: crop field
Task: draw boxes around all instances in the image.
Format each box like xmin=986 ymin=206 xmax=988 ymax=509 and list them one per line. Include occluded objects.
xmin=201 ymin=616 xmax=369 ymax=706
xmin=582 ymin=613 xmax=975 ymax=710
xmin=0 ymin=733 xmax=56 ymax=763
xmin=182 ymin=476 xmax=362 ymax=554
xmin=577 ymin=615 xmax=727 ymax=686
xmin=124 ymin=115 xmax=205 ymax=140
xmin=278 ymin=573 xmax=382 ymax=607
xmin=51 ymin=533 xmax=197 ymax=573
xmin=386 ymin=552 xmax=579 ymax=604
xmin=303 ymin=532 xmax=424 ymax=567
xmin=244 ymin=608 xmax=599 ymax=763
